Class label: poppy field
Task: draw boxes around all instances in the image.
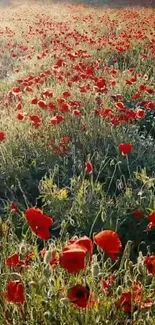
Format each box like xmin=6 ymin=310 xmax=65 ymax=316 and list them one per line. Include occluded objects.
xmin=0 ymin=0 xmax=155 ymax=324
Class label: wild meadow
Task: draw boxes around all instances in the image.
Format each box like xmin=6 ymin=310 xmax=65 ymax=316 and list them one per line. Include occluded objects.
xmin=0 ymin=0 xmax=155 ymax=324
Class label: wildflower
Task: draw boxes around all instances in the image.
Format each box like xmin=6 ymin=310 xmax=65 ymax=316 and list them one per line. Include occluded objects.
xmin=85 ymin=161 xmax=93 ymax=174
xmin=16 ymin=113 xmax=25 ymax=120
xmin=136 ymin=109 xmax=145 ymax=119
xmin=31 ymin=97 xmax=38 ymax=105
xmin=6 ymin=252 xmax=34 ymax=268
xmin=0 ymin=131 xmax=6 ymax=142
xmin=118 ymin=143 xmax=133 ymax=155
xmin=132 ymin=92 xmax=140 ymax=100
xmin=67 ymin=236 xmax=93 ymax=256
xmin=133 ymin=209 xmax=144 ymax=220
xmin=3 ymin=281 xmax=25 ymax=304
xmin=6 ymin=254 xmax=23 ymax=267
xmin=62 ymin=91 xmax=71 ymax=98
xmin=12 ymin=87 xmax=21 ymax=94
xmin=50 ymin=115 xmax=65 ymax=125
xmin=15 ymin=103 xmax=22 ymax=110
xmin=29 ymin=114 xmax=41 ymax=128
xmin=116 ymin=282 xmax=152 ymax=312
xmin=67 ymin=284 xmax=91 ymax=308
xmin=115 ymin=102 xmax=125 ymax=110
xmin=42 ymin=89 xmax=53 ymax=97
xmin=147 ymin=211 xmax=155 ymax=230
xmin=41 ymin=248 xmax=59 ymax=268
xmin=116 ymin=291 xmax=132 ymax=312
xmin=116 ymin=282 xmax=142 ymax=312
xmin=10 ymin=202 xmax=18 ymax=212
xmin=59 ymin=246 xmax=87 ymax=274
xmin=94 ymin=230 xmax=122 ymax=260
xmin=101 ymin=274 xmax=115 ymax=295
xmin=146 ymin=102 xmax=154 ymax=110
xmin=38 ymin=100 xmax=47 ymax=109
xmin=144 ymin=255 xmax=155 ymax=274
xmin=25 ymin=207 xmax=53 ymax=240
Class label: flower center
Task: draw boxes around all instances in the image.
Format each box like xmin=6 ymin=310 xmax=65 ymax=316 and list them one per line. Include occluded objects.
xmin=76 ymin=290 xmax=85 ymax=299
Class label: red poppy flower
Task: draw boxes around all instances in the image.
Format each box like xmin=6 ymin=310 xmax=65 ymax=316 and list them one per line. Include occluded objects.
xmin=38 ymin=100 xmax=47 ymax=109
xmin=25 ymin=207 xmax=53 ymax=240
xmin=12 ymin=87 xmax=21 ymax=94
xmin=15 ymin=103 xmax=22 ymax=110
xmin=16 ymin=113 xmax=25 ymax=120
xmin=25 ymin=86 xmax=33 ymax=92
xmin=94 ymin=230 xmax=122 ymax=260
xmin=59 ymin=246 xmax=87 ymax=274
xmin=42 ymin=89 xmax=53 ymax=97
xmin=24 ymin=252 xmax=35 ymax=267
xmin=67 ymin=284 xmax=90 ymax=308
xmin=115 ymin=102 xmax=125 ymax=110
xmin=139 ymin=84 xmax=146 ymax=92
xmin=0 ymin=131 xmax=6 ymax=142
xmin=6 ymin=253 xmax=23 ymax=267
xmin=29 ymin=114 xmax=41 ymax=128
xmin=68 ymin=236 xmax=93 ymax=256
xmin=48 ymin=251 xmax=59 ymax=268
xmin=85 ymin=161 xmax=93 ymax=174
xmin=58 ymin=103 xmax=70 ymax=113
xmin=73 ymin=109 xmax=81 ymax=116
xmin=144 ymin=255 xmax=155 ymax=274
xmin=10 ymin=202 xmax=17 ymax=212
xmin=3 ymin=281 xmax=24 ymax=304
xmin=41 ymin=248 xmax=59 ymax=268
xmin=31 ymin=97 xmax=38 ymax=105
xmin=147 ymin=212 xmax=155 ymax=230
xmin=132 ymin=92 xmax=140 ymax=100
xmin=116 ymin=292 xmax=132 ymax=312
xmin=62 ymin=91 xmax=71 ymax=98
xmin=118 ymin=143 xmax=133 ymax=155
xmin=6 ymin=252 xmax=34 ymax=268
xmin=136 ymin=109 xmax=145 ymax=119
xmin=133 ymin=209 xmax=143 ymax=220
xmin=50 ymin=115 xmax=64 ymax=125
xmin=101 ymin=274 xmax=115 ymax=295
xmin=146 ymin=102 xmax=155 ymax=110
xmin=116 ymin=282 xmax=142 ymax=312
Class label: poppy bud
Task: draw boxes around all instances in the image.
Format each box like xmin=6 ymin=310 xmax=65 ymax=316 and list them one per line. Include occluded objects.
xmin=19 ymin=242 xmax=30 ymax=255
xmin=29 ymin=281 xmax=36 ymax=287
xmin=128 ymin=261 xmax=133 ymax=271
xmin=85 ymin=161 xmax=93 ymax=174
xmin=92 ymin=254 xmax=98 ymax=263
xmin=124 ymin=259 xmax=129 ymax=270
xmin=44 ymin=250 xmax=53 ymax=265
xmin=91 ymin=263 xmax=100 ymax=277
xmin=137 ymin=263 xmax=145 ymax=276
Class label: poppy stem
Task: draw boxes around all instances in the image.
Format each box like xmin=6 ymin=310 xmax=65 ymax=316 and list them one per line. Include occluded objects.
xmin=126 ymin=155 xmax=132 ymax=180
xmin=89 ymin=208 xmax=102 ymax=238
